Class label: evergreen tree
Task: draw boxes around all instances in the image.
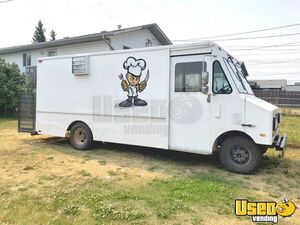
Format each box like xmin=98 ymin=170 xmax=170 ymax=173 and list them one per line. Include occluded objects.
xmin=50 ymin=30 xmax=57 ymax=41
xmin=32 ymin=20 xmax=46 ymax=43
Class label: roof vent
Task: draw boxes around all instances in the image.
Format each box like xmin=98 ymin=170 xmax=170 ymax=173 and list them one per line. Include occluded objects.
xmin=117 ymin=25 xmax=122 ymax=30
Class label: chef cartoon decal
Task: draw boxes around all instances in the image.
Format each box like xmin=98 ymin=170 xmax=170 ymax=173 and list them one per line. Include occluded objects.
xmin=118 ymin=56 xmax=149 ymax=107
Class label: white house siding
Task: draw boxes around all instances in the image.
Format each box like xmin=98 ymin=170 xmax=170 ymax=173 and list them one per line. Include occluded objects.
xmin=110 ymin=29 xmax=161 ymax=50
xmin=0 ymin=28 xmax=162 ymax=73
xmin=0 ymin=52 xmax=23 ymax=70
xmin=56 ymin=40 xmax=109 ymax=55
xmin=0 ymin=40 xmax=109 ymax=73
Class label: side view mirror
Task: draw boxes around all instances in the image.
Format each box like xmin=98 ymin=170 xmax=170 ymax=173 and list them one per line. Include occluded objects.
xmin=201 ymin=72 xmax=209 ymax=94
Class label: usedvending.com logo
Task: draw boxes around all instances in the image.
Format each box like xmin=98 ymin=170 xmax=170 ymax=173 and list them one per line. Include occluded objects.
xmin=235 ymin=197 xmax=297 ymax=223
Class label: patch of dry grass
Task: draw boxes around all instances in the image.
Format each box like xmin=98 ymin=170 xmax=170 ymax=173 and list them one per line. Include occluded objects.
xmin=280 ymin=107 xmax=300 ymax=117
xmin=0 ymin=116 xmax=299 ymax=225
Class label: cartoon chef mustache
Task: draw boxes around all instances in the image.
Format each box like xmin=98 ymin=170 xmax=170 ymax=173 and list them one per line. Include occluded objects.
xmin=118 ymin=69 xmax=149 ymax=82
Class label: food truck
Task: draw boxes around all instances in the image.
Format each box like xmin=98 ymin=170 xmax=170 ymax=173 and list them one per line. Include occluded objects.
xmin=19 ymin=42 xmax=286 ymax=174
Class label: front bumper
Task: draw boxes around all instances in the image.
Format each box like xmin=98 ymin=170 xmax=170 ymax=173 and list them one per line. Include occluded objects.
xmin=272 ymin=134 xmax=287 ymax=155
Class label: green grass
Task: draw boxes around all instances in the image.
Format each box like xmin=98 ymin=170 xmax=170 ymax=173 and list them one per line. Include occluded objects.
xmin=0 ymin=116 xmax=16 ymax=128
xmin=279 ymin=115 xmax=300 ymax=146
xmin=98 ymin=160 xmax=106 ymax=165
xmin=79 ymin=170 xmax=92 ymax=177
xmin=281 ymin=107 xmax=300 ymax=117
xmin=0 ymin=173 xmax=242 ymax=225
xmin=137 ymin=174 xmax=242 ymax=217
xmin=107 ymin=170 xmax=118 ymax=176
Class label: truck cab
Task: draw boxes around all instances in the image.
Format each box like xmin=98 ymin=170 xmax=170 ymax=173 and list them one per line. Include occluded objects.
xmin=169 ymin=42 xmax=286 ymax=173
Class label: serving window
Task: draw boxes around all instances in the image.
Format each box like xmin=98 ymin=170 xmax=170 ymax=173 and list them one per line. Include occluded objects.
xmin=175 ymin=61 xmax=207 ymax=92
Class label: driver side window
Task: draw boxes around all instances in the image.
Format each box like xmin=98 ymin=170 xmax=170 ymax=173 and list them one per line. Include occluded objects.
xmin=213 ymin=61 xmax=232 ymax=94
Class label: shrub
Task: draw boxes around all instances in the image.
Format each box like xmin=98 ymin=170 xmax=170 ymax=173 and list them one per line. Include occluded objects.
xmin=0 ymin=59 xmax=24 ymax=116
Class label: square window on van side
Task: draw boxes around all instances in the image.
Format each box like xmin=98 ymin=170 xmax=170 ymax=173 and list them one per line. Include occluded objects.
xmin=175 ymin=61 xmax=206 ymax=92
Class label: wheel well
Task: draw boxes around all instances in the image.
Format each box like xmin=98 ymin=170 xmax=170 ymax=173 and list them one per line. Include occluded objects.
xmin=66 ymin=120 xmax=91 ymax=132
xmin=212 ymin=130 xmax=256 ymax=153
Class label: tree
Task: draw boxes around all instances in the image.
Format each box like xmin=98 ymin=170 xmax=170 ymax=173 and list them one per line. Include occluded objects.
xmin=0 ymin=59 xmax=25 ymax=115
xmin=50 ymin=30 xmax=57 ymax=41
xmin=32 ymin=20 xmax=46 ymax=43
xmin=50 ymin=29 xmax=57 ymax=41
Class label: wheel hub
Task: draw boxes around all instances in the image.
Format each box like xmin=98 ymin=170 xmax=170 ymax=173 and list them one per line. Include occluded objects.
xmin=230 ymin=145 xmax=250 ymax=165
xmin=74 ymin=128 xmax=87 ymax=146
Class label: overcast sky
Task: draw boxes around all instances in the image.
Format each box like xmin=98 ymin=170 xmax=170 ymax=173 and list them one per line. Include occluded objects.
xmin=0 ymin=0 xmax=300 ymax=83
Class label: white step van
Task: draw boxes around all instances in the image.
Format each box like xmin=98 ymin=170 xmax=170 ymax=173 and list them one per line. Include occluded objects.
xmin=19 ymin=42 xmax=286 ymax=174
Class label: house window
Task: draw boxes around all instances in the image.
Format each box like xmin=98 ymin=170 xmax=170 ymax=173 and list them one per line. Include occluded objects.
xmin=47 ymin=49 xmax=57 ymax=56
xmin=175 ymin=61 xmax=206 ymax=92
xmin=23 ymin=53 xmax=31 ymax=67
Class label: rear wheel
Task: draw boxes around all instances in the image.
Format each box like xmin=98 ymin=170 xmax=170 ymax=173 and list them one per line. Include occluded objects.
xmin=219 ymin=136 xmax=261 ymax=174
xmin=69 ymin=122 xmax=93 ymax=150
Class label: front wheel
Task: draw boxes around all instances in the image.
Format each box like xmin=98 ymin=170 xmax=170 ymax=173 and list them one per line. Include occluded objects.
xmin=69 ymin=122 xmax=93 ymax=150
xmin=259 ymin=145 xmax=269 ymax=155
xmin=219 ymin=136 xmax=261 ymax=174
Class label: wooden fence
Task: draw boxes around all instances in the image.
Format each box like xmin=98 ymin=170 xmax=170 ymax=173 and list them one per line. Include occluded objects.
xmin=253 ymin=90 xmax=300 ymax=107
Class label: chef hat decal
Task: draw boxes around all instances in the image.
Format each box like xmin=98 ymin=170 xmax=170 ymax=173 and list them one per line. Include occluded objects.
xmin=123 ymin=56 xmax=146 ymax=76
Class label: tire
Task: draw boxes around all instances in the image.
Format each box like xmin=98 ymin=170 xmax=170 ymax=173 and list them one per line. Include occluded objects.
xmin=259 ymin=146 xmax=268 ymax=155
xmin=219 ymin=136 xmax=261 ymax=174
xmin=69 ymin=122 xmax=93 ymax=150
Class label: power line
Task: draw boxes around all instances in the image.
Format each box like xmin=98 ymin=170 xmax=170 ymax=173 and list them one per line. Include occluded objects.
xmin=247 ymin=65 xmax=300 ymax=68
xmin=246 ymin=61 xmax=300 ymax=65
xmin=245 ymin=59 xmax=300 ymax=63
xmin=250 ymin=71 xmax=300 ymax=75
xmin=172 ymin=21 xmax=300 ymax=41
xmin=213 ymin=32 xmax=300 ymax=41
xmin=230 ymin=41 xmax=300 ymax=51
xmin=237 ymin=48 xmax=300 ymax=52
xmin=233 ymin=51 xmax=300 ymax=55
xmin=247 ymin=62 xmax=300 ymax=65
xmin=228 ymin=47 xmax=300 ymax=51
xmin=176 ymin=32 xmax=300 ymax=42
xmin=0 ymin=0 xmax=13 ymax=3
xmin=222 ymin=41 xmax=300 ymax=50
xmin=233 ymin=52 xmax=300 ymax=57
xmin=223 ymin=44 xmax=300 ymax=48
xmin=222 ymin=44 xmax=300 ymax=50
xmin=246 ymin=61 xmax=300 ymax=64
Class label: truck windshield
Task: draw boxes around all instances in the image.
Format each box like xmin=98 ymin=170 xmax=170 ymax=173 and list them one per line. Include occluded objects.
xmin=231 ymin=59 xmax=254 ymax=94
xmin=223 ymin=57 xmax=253 ymax=94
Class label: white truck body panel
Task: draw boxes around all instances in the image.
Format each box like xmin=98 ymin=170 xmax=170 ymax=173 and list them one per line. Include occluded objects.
xmin=35 ymin=42 xmax=279 ymax=155
xmin=37 ymin=48 xmax=170 ymax=149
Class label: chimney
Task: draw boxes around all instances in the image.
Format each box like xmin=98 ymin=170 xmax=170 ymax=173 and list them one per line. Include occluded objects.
xmin=117 ymin=25 xmax=122 ymax=30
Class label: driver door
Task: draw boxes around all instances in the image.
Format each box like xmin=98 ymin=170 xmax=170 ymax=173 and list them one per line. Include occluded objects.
xmin=169 ymin=55 xmax=212 ymax=154
xmin=210 ymin=59 xmax=246 ymax=144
